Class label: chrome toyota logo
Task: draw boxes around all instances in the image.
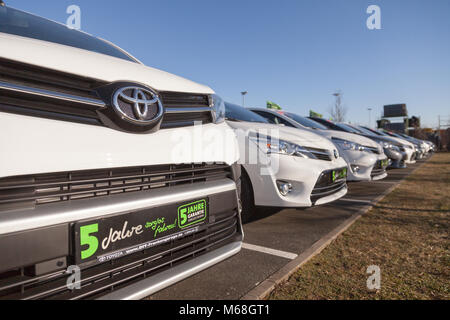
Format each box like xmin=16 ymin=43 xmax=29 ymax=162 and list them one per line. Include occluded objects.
xmin=334 ymin=149 xmax=339 ymax=159
xmin=112 ymin=86 xmax=164 ymax=125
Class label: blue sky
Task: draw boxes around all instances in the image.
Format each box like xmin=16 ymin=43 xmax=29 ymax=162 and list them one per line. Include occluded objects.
xmin=6 ymin=0 xmax=450 ymax=128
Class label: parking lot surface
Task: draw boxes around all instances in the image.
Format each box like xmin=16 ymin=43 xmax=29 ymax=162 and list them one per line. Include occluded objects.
xmin=149 ymin=161 xmax=425 ymax=300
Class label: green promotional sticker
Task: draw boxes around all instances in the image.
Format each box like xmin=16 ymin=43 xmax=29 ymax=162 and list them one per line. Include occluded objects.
xmin=79 ymin=223 xmax=99 ymax=260
xmin=178 ymin=200 xmax=207 ymax=229
xmin=333 ymin=168 xmax=347 ymax=182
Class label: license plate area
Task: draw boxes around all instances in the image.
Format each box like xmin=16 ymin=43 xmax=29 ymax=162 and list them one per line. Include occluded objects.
xmin=331 ymin=168 xmax=347 ymax=183
xmin=74 ymin=198 xmax=208 ymax=265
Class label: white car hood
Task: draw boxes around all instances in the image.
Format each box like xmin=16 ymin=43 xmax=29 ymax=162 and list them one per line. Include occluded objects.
xmin=0 ymin=32 xmax=214 ymax=94
xmin=226 ymin=121 xmax=337 ymax=151
xmin=386 ymin=135 xmax=415 ymax=148
xmin=317 ymin=129 xmax=381 ymax=149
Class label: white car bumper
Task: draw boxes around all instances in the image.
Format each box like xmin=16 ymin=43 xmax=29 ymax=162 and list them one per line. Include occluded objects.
xmin=340 ymin=150 xmax=388 ymax=182
xmin=404 ymin=148 xmax=416 ymax=164
xmin=245 ymin=155 xmax=348 ymax=208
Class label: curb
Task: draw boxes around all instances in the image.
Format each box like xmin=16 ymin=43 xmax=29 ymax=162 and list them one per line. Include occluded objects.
xmin=240 ymin=159 xmax=430 ymax=300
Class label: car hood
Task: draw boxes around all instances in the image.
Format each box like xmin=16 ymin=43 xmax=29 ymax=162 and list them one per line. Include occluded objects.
xmin=385 ymin=136 xmax=415 ymax=148
xmin=226 ymin=121 xmax=337 ymax=151
xmin=362 ymin=134 xmax=404 ymax=146
xmin=0 ymin=32 xmax=214 ymax=94
xmin=317 ymin=129 xmax=381 ymax=149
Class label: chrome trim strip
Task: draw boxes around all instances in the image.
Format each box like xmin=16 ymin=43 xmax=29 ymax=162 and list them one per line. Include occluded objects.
xmin=165 ymin=107 xmax=212 ymax=114
xmin=307 ymin=150 xmax=329 ymax=156
xmin=0 ymin=179 xmax=236 ymax=235
xmin=372 ymin=172 xmax=388 ymax=181
xmin=315 ymin=186 xmax=348 ymax=206
xmin=98 ymin=241 xmax=242 ymax=300
xmin=0 ymin=81 xmax=106 ymax=108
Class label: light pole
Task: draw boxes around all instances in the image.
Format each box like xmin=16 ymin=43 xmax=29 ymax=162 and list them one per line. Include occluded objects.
xmin=241 ymin=91 xmax=248 ymax=108
xmin=368 ymin=108 xmax=373 ymax=128
xmin=332 ymin=92 xmax=341 ymax=106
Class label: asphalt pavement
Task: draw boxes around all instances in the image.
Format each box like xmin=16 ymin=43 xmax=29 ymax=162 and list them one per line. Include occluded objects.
xmin=148 ymin=160 xmax=425 ymax=300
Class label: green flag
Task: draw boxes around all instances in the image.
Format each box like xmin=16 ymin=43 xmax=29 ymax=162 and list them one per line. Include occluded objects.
xmin=309 ymin=110 xmax=323 ymax=118
xmin=267 ymin=101 xmax=282 ymax=110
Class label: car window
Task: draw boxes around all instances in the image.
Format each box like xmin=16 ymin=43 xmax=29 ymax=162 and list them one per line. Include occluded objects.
xmin=335 ymin=123 xmax=361 ymax=134
xmin=360 ymin=126 xmax=386 ymax=136
xmin=308 ymin=117 xmax=340 ymax=130
xmin=258 ymin=112 xmax=296 ymax=127
xmin=225 ymin=103 xmax=269 ymax=123
xmin=284 ymin=112 xmax=327 ymax=129
xmin=251 ymin=110 xmax=293 ymax=126
xmin=251 ymin=110 xmax=276 ymax=123
xmin=0 ymin=6 xmax=137 ymax=62
xmin=353 ymin=126 xmax=376 ymax=136
xmin=273 ymin=115 xmax=295 ymax=127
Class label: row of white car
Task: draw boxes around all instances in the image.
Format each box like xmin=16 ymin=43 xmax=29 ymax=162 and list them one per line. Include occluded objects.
xmin=223 ymin=103 xmax=435 ymax=221
xmin=0 ymin=5 xmax=435 ymax=300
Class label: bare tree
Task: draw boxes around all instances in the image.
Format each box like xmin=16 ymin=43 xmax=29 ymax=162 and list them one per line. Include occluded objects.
xmin=329 ymin=91 xmax=347 ymax=122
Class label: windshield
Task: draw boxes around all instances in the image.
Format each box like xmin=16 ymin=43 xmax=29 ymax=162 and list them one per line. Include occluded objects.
xmin=284 ymin=112 xmax=328 ymax=130
xmin=383 ymin=131 xmax=398 ymax=137
xmin=0 ymin=6 xmax=136 ymax=62
xmin=335 ymin=123 xmax=361 ymax=134
xmin=360 ymin=126 xmax=387 ymax=136
xmin=225 ymin=103 xmax=269 ymax=123
xmin=351 ymin=125 xmax=376 ymax=136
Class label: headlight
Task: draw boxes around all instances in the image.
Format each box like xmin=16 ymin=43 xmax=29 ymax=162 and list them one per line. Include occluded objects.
xmin=249 ymin=135 xmax=316 ymax=159
xmin=381 ymin=142 xmax=400 ymax=151
xmin=332 ymin=138 xmax=365 ymax=152
xmin=210 ymin=94 xmax=225 ymax=124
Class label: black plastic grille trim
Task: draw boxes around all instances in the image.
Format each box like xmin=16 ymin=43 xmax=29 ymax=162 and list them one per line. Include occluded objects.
xmin=160 ymin=91 xmax=210 ymax=108
xmin=304 ymin=147 xmax=332 ymax=161
xmin=0 ymin=58 xmax=213 ymax=129
xmin=371 ymin=160 xmax=387 ymax=177
xmin=311 ymin=169 xmax=347 ymax=204
xmin=0 ymin=58 xmax=104 ymax=99
xmin=0 ymin=163 xmax=232 ymax=209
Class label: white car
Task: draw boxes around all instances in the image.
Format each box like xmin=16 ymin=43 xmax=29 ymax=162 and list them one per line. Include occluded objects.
xmin=249 ymin=109 xmax=389 ymax=182
xmin=383 ymin=130 xmax=431 ymax=159
xmin=309 ymin=118 xmax=409 ymax=168
xmin=225 ymin=103 xmax=348 ymax=221
xmin=0 ymin=6 xmax=242 ymax=300
xmin=354 ymin=126 xmax=417 ymax=164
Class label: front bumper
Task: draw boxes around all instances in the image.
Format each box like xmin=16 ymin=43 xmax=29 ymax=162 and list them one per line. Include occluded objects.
xmin=385 ymin=148 xmax=407 ymax=168
xmin=341 ymin=150 xmax=387 ymax=182
xmin=246 ymin=155 xmax=348 ymax=208
xmin=99 ymin=241 xmax=241 ymax=300
xmin=370 ymin=158 xmax=389 ymax=180
xmin=0 ymin=179 xmax=243 ymax=300
xmin=404 ymin=148 xmax=416 ymax=164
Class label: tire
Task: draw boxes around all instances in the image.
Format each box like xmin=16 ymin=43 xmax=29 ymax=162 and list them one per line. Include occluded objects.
xmin=240 ymin=169 xmax=255 ymax=223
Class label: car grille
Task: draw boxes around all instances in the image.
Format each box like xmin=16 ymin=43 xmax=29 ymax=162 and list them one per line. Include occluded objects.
xmin=0 ymin=58 xmax=213 ymax=129
xmin=0 ymin=163 xmax=232 ymax=211
xmin=305 ymin=147 xmax=332 ymax=161
xmin=310 ymin=169 xmax=347 ymax=204
xmin=0 ymin=208 xmax=240 ymax=300
xmin=371 ymin=160 xmax=387 ymax=178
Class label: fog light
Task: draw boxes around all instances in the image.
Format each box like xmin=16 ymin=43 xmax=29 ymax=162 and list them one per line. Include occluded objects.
xmin=350 ymin=165 xmax=360 ymax=173
xmin=277 ymin=181 xmax=292 ymax=196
